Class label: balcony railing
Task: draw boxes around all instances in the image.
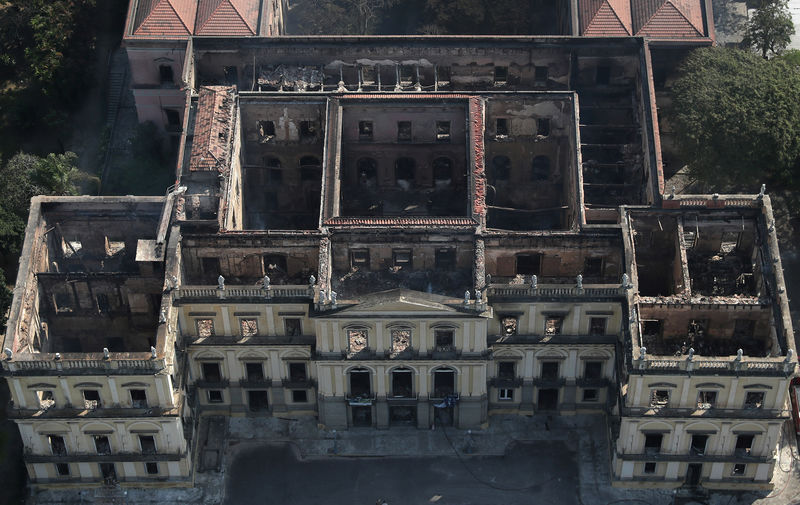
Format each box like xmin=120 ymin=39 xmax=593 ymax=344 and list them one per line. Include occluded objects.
xmin=4 ymin=353 xmax=165 ymax=373
xmin=487 ymin=283 xmax=624 ymax=299
xmin=173 ymin=284 xmax=314 ymax=301
xmin=623 ymin=405 xmax=790 ymax=419
xmin=633 ymin=355 xmax=795 ymax=375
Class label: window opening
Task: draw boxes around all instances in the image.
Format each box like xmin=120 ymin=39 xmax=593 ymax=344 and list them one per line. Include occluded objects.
xmin=516 ymin=254 xmax=541 ymax=275
xmin=644 ymin=434 xmax=663 ymax=454
xmin=391 ymin=329 xmax=411 ymax=354
xmin=433 ymin=369 xmax=455 ymax=398
xmin=697 ymin=391 xmax=717 ymax=409
xmin=289 ymin=363 xmax=307 ymax=382
xmin=744 ymin=392 xmax=765 ymax=409
xmin=540 ymin=361 xmax=559 ymax=379
xmin=584 ymin=361 xmax=602 ymax=379
xmin=435 ymin=249 xmax=456 ymax=270
xmin=202 ymin=362 xmax=222 ymax=382
xmin=139 ymin=435 xmax=156 ymax=455
xmin=284 ymin=318 xmax=302 ymax=336
xmin=545 ymin=316 xmax=563 ymax=335
xmin=83 ymin=390 xmax=101 ymax=409
xmin=246 ymin=363 xmax=265 ymax=381
xmin=348 ymin=329 xmax=368 ymax=354
xmin=391 ymin=368 xmax=413 ymax=397
xmin=397 ymin=121 xmax=412 ymax=141
xmin=494 ymin=66 xmax=508 ymax=84
xmin=589 ymin=318 xmax=606 ymax=336
xmin=691 ymin=435 xmax=708 ymax=455
xmin=349 ymin=369 xmax=371 ymax=397
xmin=499 ymin=388 xmax=513 ymax=400
xmin=496 ymin=118 xmax=509 ymax=136
xmin=498 ymin=361 xmax=515 ymax=379
xmin=208 ymin=390 xmax=223 ymax=403
xmin=392 ymin=249 xmax=412 ymax=268
xmin=240 ymin=319 xmax=258 ymax=337
xmin=94 ymin=436 xmax=111 ymax=455
xmin=196 ymin=319 xmax=215 ymax=338
xmin=49 ymin=435 xmax=67 ymax=455
xmin=292 ymin=390 xmax=308 ymax=402
xmin=359 ymin=121 xmax=373 ymax=140
xmin=436 ymin=121 xmax=451 ymax=142
xmin=582 ymin=389 xmax=599 ymax=401
xmin=650 ymin=389 xmax=669 ymax=408
xmin=537 ymin=118 xmax=550 ymax=137
xmin=130 ymin=389 xmax=147 ymax=408
xmin=258 ymin=120 xmax=275 ymax=140
xmin=501 ymin=316 xmax=518 ymax=335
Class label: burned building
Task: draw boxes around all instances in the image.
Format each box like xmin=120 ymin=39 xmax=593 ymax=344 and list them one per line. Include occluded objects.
xmin=2 ymin=0 xmax=795 ymax=492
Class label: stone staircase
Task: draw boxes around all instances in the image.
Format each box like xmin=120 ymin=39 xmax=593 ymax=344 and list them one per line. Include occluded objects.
xmin=106 ymin=50 xmax=128 ymax=127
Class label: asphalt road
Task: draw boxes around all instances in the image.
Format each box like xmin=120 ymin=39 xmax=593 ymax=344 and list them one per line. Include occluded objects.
xmin=224 ymin=440 xmax=578 ymax=505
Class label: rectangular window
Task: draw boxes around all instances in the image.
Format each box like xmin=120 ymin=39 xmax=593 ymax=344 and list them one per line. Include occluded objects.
xmin=584 ymin=361 xmax=603 ymax=379
xmin=358 ymin=121 xmax=373 ymax=140
xmin=537 ymin=118 xmax=550 ymax=137
xmin=644 ymin=434 xmax=663 ymax=454
xmin=56 ymin=463 xmax=70 ymax=476
xmin=584 ymin=257 xmax=603 ymax=277
xmin=582 ymin=389 xmax=598 ymax=402
xmin=691 ymin=435 xmax=708 ymax=455
xmin=94 ymin=436 xmax=111 ymax=455
xmin=37 ymin=390 xmax=55 ymax=409
xmin=299 ymin=120 xmax=316 ymax=139
xmin=650 ymin=390 xmax=669 ymax=408
xmin=208 ymin=390 xmax=223 ymax=403
xmin=246 ymin=362 xmax=265 ymax=381
xmin=732 ymin=464 xmax=746 ymax=476
xmin=391 ymin=329 xmax=411 ymax=354
xmin=501 ymin=316 xmax=518 ymax=336
xmin=292 ymin=390 xmax=308 ymax=403
xmin=201 ymin=362 xmax=222 ymax=382
xmin=516 ymin=254 xmax=541 ymax=275
xmin=496 ymin=118 xmax=509 ymax=136
xmin=534 ymin=65 xmax=548 ymax=83
xmin=643 ymin=462 xmax=656 ymax=474
xmin=589 ymin=317 xmax=607 ymax=336
xmin=735 ymin=435 xmax=754 ymax=455
xmin=258 ymin=120 xmax=275 ymax=139
xmin=697 ymin=391 xmax=717 ymax=409
xmin=498 ymin=362 xmax=515 ymax=379
xmin=196 ymin=319 xmax=215 ymax=338
xmin=289 ymin=363 xmax=307 ymax=382
xmin=240 ymin=319 xmax=258 ymax=337
xmin=434 ymin=329 xmax=454 ymax=349
xmin=393 ymin=249 xmax=412 ymax=268
xmin=435 ymin=249 xmax=456 ymax=270
xmin=49 ymin=435 xmax=67 ymax=455
xmin=494 ymin=66 xmax=508 ymax=84
xmin=139 ymin=435 xmax=156 ymax=455
xmin=284 ymin=318 xmax=302 ymax=336
xmin=499 ymin=388 xmax=513 ymax=400
xmin=348 ymin=329 xmax=368 ymax=354
xmin=165 ymin=108 xmax=181 ymax=127
xmin=130 ymin=389 xmax=148 ymax=409
xmin=436 ymin=121 xmax=451 ymax=142
xmin=437 ymin=65 xmax=451 ymax=83
xmin=744 ymin=392 xmax=765 ymax=409
xmin=397 ymin=121 xmax=412 ymax=141
xmin=146 ymin=462 xmax=159 ymax=475
xmin=544 ymin=316 xmax=563 ymax=336
xmin=351 ymin=249 xmax=370 ymax=268
xmin=540 ymin=361 xmax=559 ymax=379
xmin=642 ymin=320 xmax=662 ymax=338
xmin=158 ymin=65 xmax=175 ymax=84
xmin=83 ymin=390 xmax=101 ymax=410
xmin=596 ymin=65 xmax=610 ymax=85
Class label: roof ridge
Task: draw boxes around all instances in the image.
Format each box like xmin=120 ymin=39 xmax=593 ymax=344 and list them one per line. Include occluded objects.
xmin=664 ymin=0 xmax=702 ymax=34
xmin=167 ymin=0 xmax=194 ymax=31
xmin=135 ymin=0 xmax=164 ymax=33
xmin=227 ymin=0 xmax=257 ymax=32
xmin=638 ymin=0 xmax=702 ymax=36
xmin=605 ymin=0 xmax=631 ymax=35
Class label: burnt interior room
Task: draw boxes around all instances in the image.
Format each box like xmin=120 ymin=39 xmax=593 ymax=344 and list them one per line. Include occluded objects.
xmin=337 ymin=102 xmax=469 ymax=217
xmin=639 ymin=306 xmax=774 ymax=358
xmin=329 ymin=235 xmax=474 ymax=298
xmin=240 ymin=100 xmax=325 ymax=230
xmin=483 ymin=97 xmax=577 ymax=231
xmin=631 ymin=215 xmax=682 ymax=297
xmin=575 ymin=59 xmax=646 ymax=207
xmin=181 ymin=241 xmax=320 ymax=286
xmin=32 ymin=203 xmax=165 ymax=354
xmin=685 ymin=216 xmax=760 ymax=297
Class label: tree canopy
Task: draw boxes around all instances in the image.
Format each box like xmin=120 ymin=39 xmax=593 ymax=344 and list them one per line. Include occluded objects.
xmin=667 ymin=47 xmax=800 ymax=190
xmin=743 ymin=0 xmax=795 ymax=59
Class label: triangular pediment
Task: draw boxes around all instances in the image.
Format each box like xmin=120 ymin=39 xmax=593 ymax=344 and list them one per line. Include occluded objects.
xmin=333 ymin=289 xmax=464 ymax=315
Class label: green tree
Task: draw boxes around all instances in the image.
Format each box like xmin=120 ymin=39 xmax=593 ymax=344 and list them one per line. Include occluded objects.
xmin=0 ymin=267 xmax=12 ymax=333
xmin=743 ymin=0 xmax=795 ymax=58
xmin=33 ymin=152 xmax=98 ymax=196
xmin=0 ymin=152 xmax=46 ymax=213
xmin=668 ymin=47 xmax=800 ymax=189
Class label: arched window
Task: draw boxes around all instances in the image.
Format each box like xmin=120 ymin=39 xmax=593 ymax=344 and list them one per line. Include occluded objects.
xmin=492 ymin=156 xmax=511 ymax=181
xmin=391 ymin=367 xmax=413 ymax=398
xmin=357 ymin=158 xmax=377 ymax=187
xmin=263 ymin=156 xmax=281 ymax=168
xmin=395 ymin=157 xmax=416 ymax=186
xmin=432 ymin=157 xmax=453 ymax=182
xmin=349 ymin=367 xmax=371 ymax=397
xmin=532 ymin=156 xmax=550 ymax=181
xmin=433 ymin=367 xmax=456 ymax=398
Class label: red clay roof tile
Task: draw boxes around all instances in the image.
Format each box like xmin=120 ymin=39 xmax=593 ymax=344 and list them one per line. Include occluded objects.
xmin=131 ymin=0 xmax=197 ymax=38
xmin=195 ymin=0 xmax=260 ymax=36
xmin=632 ymin=0 xmax=704 ymax=37
xmin=189 ymin=86 xmax=237 ymax=173
xmin=580 ymin=0 xmax=632 ymax=36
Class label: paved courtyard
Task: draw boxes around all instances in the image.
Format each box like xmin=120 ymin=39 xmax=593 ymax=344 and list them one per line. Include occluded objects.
xmin=25 ymin=414 xmax=800 ymax=505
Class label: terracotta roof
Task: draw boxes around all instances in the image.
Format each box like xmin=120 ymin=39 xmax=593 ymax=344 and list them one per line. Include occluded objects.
xmin=131 ymin=0 xmax=197 ymax=38
xmin=195 ymin=0 xmax=260 ymax=36
xmin=632 ymin=0 xmax=705 ymax=37
xmin=189 ymin=86 xmax=237 ymax=173
xmin=580 ymin=0 xmax=632 ymax=36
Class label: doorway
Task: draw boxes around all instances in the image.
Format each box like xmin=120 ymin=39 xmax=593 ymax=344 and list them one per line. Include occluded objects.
xmin=537 ymin=389 xmax=559 ymax=410
xmin=352 ymin=406 xmax=372 ymax=427
xmin=248 ymin=390 xmax=269 ymax=412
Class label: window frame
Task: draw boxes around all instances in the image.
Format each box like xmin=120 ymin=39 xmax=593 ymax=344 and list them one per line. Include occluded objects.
xmin=499 ymin=388 xmax=514 ymax=401
xmin=240 ymin=318 xmax=258 ymax=337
